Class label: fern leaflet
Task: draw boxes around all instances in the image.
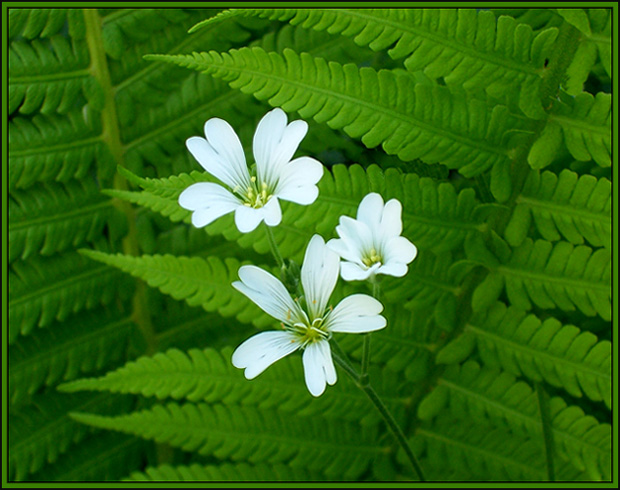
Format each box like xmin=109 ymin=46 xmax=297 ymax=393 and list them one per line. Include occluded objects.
xmin=71 ymin=402 xmax=384 ymax=479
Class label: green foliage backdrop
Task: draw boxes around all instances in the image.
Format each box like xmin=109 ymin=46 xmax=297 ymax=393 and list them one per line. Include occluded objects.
xmin=6 ymin=6 xmax=613 ymax=482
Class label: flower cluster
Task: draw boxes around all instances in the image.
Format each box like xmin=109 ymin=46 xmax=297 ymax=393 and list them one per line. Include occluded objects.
xmin=180 ymin=109 xmax=417 ymax=396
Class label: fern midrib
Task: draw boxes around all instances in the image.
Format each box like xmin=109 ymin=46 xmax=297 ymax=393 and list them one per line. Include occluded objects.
xmin=549 ymin=113 xmax=610 ymax=136
xmin=83 ymin=8 xmax=158 ymax=356
xmin=9 ymin=264 xmax=116 ymax=308
xmin=72 ymin=368 xmax=406 ymax=406
xmin=205 ymin=54 xmax=510 ymax=160
xmin=10 ymin=318 xmax=133 ymax=376
xmin=9 ymin=135 xmax=102 ymax=158
xmin=496 ymin=262 xmax=610 ymax=292
xmin=335 ymin=8 xmax=542 ymax=76
xmin=9 ymin=200 xmax=113 ymax=232
xmin=415 ymin=426 xmax=543 ymax=479
xmin=464 ymin=323 xmax=611 ymax=380
xmin=439 ymin=377 xmax=537 ymax=427
xmin=516 ymin=195 xmax=610 ymax=225
xmin=10 ymin=68 xmax=91 ymax=84
xmin=99 ymin=408 xmax=383 ymax=455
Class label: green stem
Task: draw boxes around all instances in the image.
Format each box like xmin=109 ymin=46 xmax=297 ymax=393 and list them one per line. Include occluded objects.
xmin=536 ymin=382 xmax=556 ymax=481
xmin=332 ymin=352 xmax=426 ymax=482
xmin=361 ymin=279 xmax=381 ymax=384
xmin=264 ymin=223 xmax=284 ymax=268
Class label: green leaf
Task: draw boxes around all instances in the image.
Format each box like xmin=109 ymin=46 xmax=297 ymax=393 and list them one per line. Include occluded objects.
xmin=8 ymin=111 xmax=114 ymax=190
xmin=148 ymin=47 xmax=527 ymax=177
xmin=190 ymin=8 xmax=557 ymax=117
xmin=9 ymin=306 xmax=137 ymax=406
xmin=506 ymin=169 xmax=611 ymax=249
xmin=465 ymin=302 xmax=611 ymax=407
xmin=9 ymin=179 xmax=122 ymax=262
xmin=498 ymin=239 xmax=611 ymax=319
xmin=71 ymin=402 xmax=384 ymax=479
xmin=80 ymin=249 xmax=272 ymax=328
xmin=59 ymin=346 xmax=408 ymax=426
xmin=419 ymin=361 xmax=611 ymax=479
xmin=8 ymin=252 xmax=132 ymax=344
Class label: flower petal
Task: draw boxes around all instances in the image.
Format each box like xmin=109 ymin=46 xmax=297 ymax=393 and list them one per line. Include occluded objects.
xmin=233 ymin=265 xmax=304 ymax=325
xmin=186 ymin=118 xmax=250 ymax=190
xmin=302 ymin=340 xmax=337 ymax=397
xmin=380 ymin=198 xmax=404 ymax=237
xmin=340 ymin=261 xmax=374 ymax=281
xmin=234 ymin=206 xmax=265 ymax=233
xmin=301 ymin=235 xmax=340 ymax=320
xmin=232 ymin=330 xmax=301 ymax=379
xmin=383 ymin=236 xmax=418 ymax=265
xmin=377 ymin=262 xmax=409 ymax=277
xmin=179 ymin=182 xmax=240 ymax=227
xmin=327 ymin=294 xmax=386 ymax=333
xmin=335 ymin=216 xmax=374 ymax=257
xmin=275 ymin=157 xmax=323 ymax=205
xmin=326 ymin=238 xmax=362 ymax=264
xmin=356 ymin=193 xmax=384 ymax=229
xmin=253 ymin=109 xmax=308 ymax=186
xmin=262 ymin=196 xmax=282 ymax=227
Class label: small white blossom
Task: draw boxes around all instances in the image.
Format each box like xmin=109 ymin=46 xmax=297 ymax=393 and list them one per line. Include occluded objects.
xmin=231 ymin=235 xmax=386 ymax=397
xmin=327 ymin=193 xmax=417 ymax=281
xmin=179 ymin=108 xmax=323 ymax=233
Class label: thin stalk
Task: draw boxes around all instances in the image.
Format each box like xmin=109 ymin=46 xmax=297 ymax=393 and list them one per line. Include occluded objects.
xmin=332 ymin=354 xmax=426 ymax=482
xmin=361 ymin=279 xmax=381 ymax=384
xmin=264 ymin=223 xmax=284 ymax=268
xmin=536 ymin=382 xmax=556 ymax=481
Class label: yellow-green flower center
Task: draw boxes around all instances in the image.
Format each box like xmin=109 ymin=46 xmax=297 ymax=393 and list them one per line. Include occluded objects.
xmin=288 ymin=317 xmax=330 ymax=347
xmin=362 ymin=247 xmax=382 ymax=268
xmin=234 ymin=176 xmax=273 ymax=209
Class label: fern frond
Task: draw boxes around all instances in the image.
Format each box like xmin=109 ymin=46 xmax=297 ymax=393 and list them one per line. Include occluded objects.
xmin=552 ymin=92 xmax=611 ymax=167
xmin=190 ymin=8 xmax=557 ymax=117
xmin=414 ymin=414 xmax=547 ymax=480
xmin=9 ymin=179 xmax=122 ymax=262
xmin=9 ymin=35 xmax=103 ymax=115
xmin=415 ymin=413 xmax=594 ymax=481
xmin=114 ymin=164 xmax=484 ymax=262
xmin=439 ymin=302 xmax=611 ymax=407
xmin=8 ymin=111 xmax=114 ymax=190
xmin=9 ymin=8 xmax=85 ymax=40
xmin=471 ymin=239 xmax=611 ymax=319
xmin=504 ymin=169 xmax=611 ymax=249
xmin=529 ymin=92 xmax=611 ymax=169
xmin=125 ymin=462 xmax=325 ymax=481
xmin=71 ymin=402 xmax=384 ymax=479
xmin=29 ymin=432 xmax=145 ymax=482
xmin=148 ymin=47 xmax=528 ymax=178
xmin=8 ymin=252 xmax=132 ymax=344
xmin=9 ymin=306 xmax=137 ymax=405
xmin=79 ymin=249 xmax=272 ymax=328
xmin=8 ymin=391 xmax=131 ymax=481
xmin=59 ymin=346 xmax=407 ymax=426
xmin=418 ymin=361 xmax=611 ymax=479
xmin=558 ymin=9 xmax=611 ymax=91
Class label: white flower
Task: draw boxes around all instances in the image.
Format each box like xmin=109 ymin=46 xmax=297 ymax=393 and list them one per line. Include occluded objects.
xmin=327 ymin=193 xmax=417 ymax=281
xmin=179 ymin=108 xmax=324 ymax=233
xmin=231 ymin=235 xmax=386 ymax=397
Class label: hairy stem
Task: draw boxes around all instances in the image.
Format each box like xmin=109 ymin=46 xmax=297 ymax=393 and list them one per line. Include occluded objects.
xmin=332 ymin=350 xmax=426 ymax=482
xmin=536 ymin=382 xmax=556 ymax=481
xmin=264 ymin=223 xmax=285 ymax=268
